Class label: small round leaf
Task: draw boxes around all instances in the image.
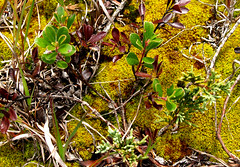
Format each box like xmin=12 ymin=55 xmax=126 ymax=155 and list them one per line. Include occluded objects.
xmin=126 ymin=52 xmax=139 ymax=66
xmin=166 ymin=99 xmax=177 ymax=111
xmin=143 ymin=57 xmax=155 ymax=64
xmin=57 ymin=61 xmax=68 ymax=69
xmin=58 ymin=44 xmax=72 ymax=54
xmin=35 ymin=38 xmax=50 ymax=48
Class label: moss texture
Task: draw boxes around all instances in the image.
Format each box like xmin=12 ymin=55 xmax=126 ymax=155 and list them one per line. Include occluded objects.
xmin=88 ymin=0 xmax=240 ymax=162
xmin=0 ymin=135 xmax=42 ymax=166
xmin=0 ymin=0 xmax=240 ymax=165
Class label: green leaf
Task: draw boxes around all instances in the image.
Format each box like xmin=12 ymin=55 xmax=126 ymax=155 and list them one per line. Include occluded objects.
xmin=57 ymin=27 xmax=70 ymax=44
xmin=58 ymin=44 xmax=72 ymax=54
xmin=153 ymin=78 xmax=160 ymax=92
xmin=126 ymin=52 xmax=139 ymax=65
xmin=53 ymin=13 xmax=59 ymax=23
xmin=52 ymin=102 xmax=64 ymax=161
xmin=62 ymin=45 xmax=76 ymax=57
xmin=144 ymin=63 xmax=153 ymax=69
xmin=166 ymin=99 xmax=177 ymax=111
xmin=155 ymin=83 xmax=163 ymax=97
xmin=167 ymin=84 xmax=174 ymax=96
xmin=136 ymin=39 xmax=143 ymax=50
xmin=67 ymin=14 xmax=76 ymax=29
xmin=143 ymin=57 xmax=154 ymax=64
xmin=42 ymin=52 xmax=57 ymax=64
xmin=57 ymin=61 xmax=68 ymax=69
xmin=173 ymin=88 xmax=185 ymax=99
xmin=61 ymin=16 xmax=67 ymax=23
xmin=144 ymin=139 xmax=155 ymax=157
xmin=57 ymin=6 xmax=65 ymax=18
xmin=19 ymin=67 xmax=31 ymax=106
xmin=35 ymin=38 xmax=50 ymax=48
xmin=65 ymin=56 xmax=71 ymax=63
xmin=146 ymin=38 xmax=163 ymax=51
xmin=58 ymin=35 xmax=67 ymax=45
xmin=56 ymin=0 xmax=65 ymax=6
xmin=143 ymin=21 xmax=154 ymax=44
xmin=23 ymin=0 xmax=35 ymax=48
xmin=43 ymin=25 xmax=56 ymax=43
xmin=46 ymin=44 xmax=56 ymax=51
xmin=63 ymin=113 xmax=87 ymax=156
xmin=130 ymin=33 xmax=143 ymax=51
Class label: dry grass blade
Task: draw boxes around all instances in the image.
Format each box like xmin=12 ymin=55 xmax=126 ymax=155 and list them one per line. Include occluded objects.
xmin=42 ymin=118 xmax=67 ymax=167
xmin=190 ymin=148 xmax=229 ymax=167
xmin=98 ymin=0 xmax=114 ymax=25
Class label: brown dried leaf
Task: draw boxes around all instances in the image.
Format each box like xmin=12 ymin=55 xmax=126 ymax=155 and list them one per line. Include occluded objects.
xmin=135 ymin=72 xmax=152 ymax=78
xmin=9 ymin=107 xmax=17 ymax=121
xmin=0 ymin=116 xmax=10 ymax=134
xmin=112 ymin=54 xmax=123 ymax=63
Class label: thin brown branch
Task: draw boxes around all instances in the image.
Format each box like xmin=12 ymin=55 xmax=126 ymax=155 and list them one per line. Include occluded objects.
xmin=190 ymin=148 xmax=229 ymax=167
xmin=207 ymin=18 xmax=240 ymax=78
xmin=216 ymin=73 xmax=240 ymax=162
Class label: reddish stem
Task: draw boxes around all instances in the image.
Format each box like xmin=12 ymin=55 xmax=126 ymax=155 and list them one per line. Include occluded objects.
xmin=216 ymin=75 xmax=240 ymax=162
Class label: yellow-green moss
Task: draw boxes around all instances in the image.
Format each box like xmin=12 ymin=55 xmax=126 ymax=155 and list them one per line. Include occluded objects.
xmin=89 ymin=0 xmax=240 ymax=162
xmin=0 ymin=136 xmax=43 ymax=166
xmin=0 ymin=144 xmax=26 ymax=166
xmin=155 ymin=133 xmax=191 ymax=161
xmin=1 ymin=0 xmax=239 ymax=164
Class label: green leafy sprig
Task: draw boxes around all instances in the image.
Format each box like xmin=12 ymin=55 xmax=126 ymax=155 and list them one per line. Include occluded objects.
xmin=35 ymin=6 xmax=76 ymax=69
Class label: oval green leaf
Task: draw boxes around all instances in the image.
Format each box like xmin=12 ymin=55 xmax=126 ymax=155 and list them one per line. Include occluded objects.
xmin=155 ymin=83 xmax=163 ymax=97
xmin=166 ymin=99 xmax=177 ymax=111
xmin=167 ymin=84 xmax=174 ymax=96
xmin=126 ymin=52 xmax=139 ymax=66
xmin=143 ymin=21 xmax=154 ymax=43
xmin=146 ymin=38 xmax=163 ymax=52
xmin=57 ymin=6 xmax=65 ymax=18
xmin=43 ymin=25 xmax=56 ymax=43
xmin=62 ymin=45 xmax=76 ymax=57
xmin=57 ymin=60 xmax=68 ymax=69
xmin=67 ymin=14 xmax=76 ymax=29
xmin=143 ymin=57 xmax=155 ymax=64
xmin=53 ymin=13 xmax=59 ymax=23
xmin=174 ymin=88 xmax=185 ymax=99
xmin=35 ymin=38 xmax=50 ymax=48
xmin=65 ymin=56 xmax=71 ymax=63
xmin=42 ymin=52 xmax=57 ymax=64
xmin=144 ymin=63 xmax=153 ymax=69
xmin=47 ymin=44 xmax=56 ymax=51
xmin=58 ymin=44 xmax=72 ymax=54
xmin=57 ymin=27 xmax=70 ymax=44
xmin=153 ymin=78 xmax=160 ymax=92
xmin=130 ymin=33 xmax=143 ymax=51
xmin=58 ymin=35 xmax=67 ymax=45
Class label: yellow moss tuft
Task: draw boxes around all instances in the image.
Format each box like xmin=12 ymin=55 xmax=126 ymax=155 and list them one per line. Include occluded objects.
xmin=0 ymin=137 xmax=41 ymax=166
xmin=155 ymin=133 xmax=191 ymax=161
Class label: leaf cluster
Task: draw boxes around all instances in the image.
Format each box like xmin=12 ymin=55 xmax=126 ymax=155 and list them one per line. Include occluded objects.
xmin=153 ymin=68 xmax=232 ymax=127
xmin=96 ymin=127 xmax=149 ymax=166
xmin=35 ymin=6 xmax=76 ymax=69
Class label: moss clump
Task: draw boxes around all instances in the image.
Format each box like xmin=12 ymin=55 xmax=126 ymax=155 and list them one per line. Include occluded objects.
xmin=92 ymin=60 xmax=135 ymax=100
xmin=155 ymin=133 xmax=191 ymax=161
xmin=95 ymin=0 xmax=240 ymax=162
xmin=67 ymin=120 xmax=94 ymax=160
xmin=0 ymin=31 xmax=12 ymax=66
xmin=0 ymin=138 xmax=39 ymax=166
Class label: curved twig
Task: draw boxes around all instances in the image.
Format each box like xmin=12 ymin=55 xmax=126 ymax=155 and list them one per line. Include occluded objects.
xmin=216 ymin=73 xmax=240 ymax=162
